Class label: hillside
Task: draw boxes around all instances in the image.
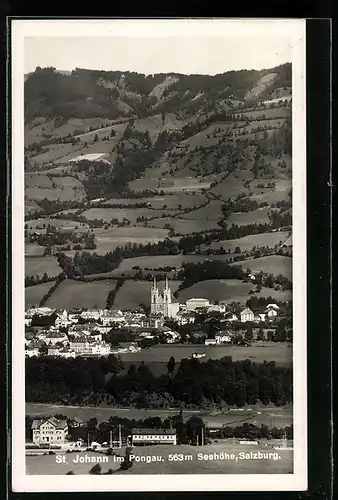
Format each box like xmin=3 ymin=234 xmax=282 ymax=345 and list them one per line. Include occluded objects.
xmin=24 ymin=64 xmax=292 ymax=308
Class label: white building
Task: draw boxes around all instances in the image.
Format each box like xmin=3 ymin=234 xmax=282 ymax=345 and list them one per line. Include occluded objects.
xmin=186 ymin=298 xmax=210 ymax=311
xmin=101 ymin=309 xmax=125 ymax=326
xmin=48 ymin=347 xmax=76 ymax=358
xmin=207 ymin=304 xmax=226 ymax=313
xmin=267 ymin=308 xmax=278 ymax=318
xmin=258 ymin=313 xmax=267 ymax=322
xmin=32 ymin=417 xmax=68 ymax=446
xmin=69 ymin=337 xmax=111 ymax=356
xmin=80 ymin=309 xmax=103 ymax=321
xmin=176 ymin=311 xmax=196 ymax=326
xmin=215 ymin=334 xmax=231 ymax=344
xmin=150 ymin=277 xmax=180 ymax=319
xmin=25 ymin=347 xmax=39 ymax=357
xmin=205 ymin=338 xmax=217 ymax=346
xmin=131 ymin=428 xmax=177 ymax=446
xmin=44 ymin=331 xmax=68 ymax=346
xmin=240 ymin=308 xmax=254 ymax=323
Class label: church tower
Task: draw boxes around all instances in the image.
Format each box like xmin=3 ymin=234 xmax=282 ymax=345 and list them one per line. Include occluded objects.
xmin=162 ymin=276 xmax=172 ymax=317
xmin=150 ymin=276 xmax=159 ymax=314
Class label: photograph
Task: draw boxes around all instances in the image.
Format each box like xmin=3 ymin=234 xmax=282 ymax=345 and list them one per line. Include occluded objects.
xmin=11 ymin=18 xmax=307 ymax=492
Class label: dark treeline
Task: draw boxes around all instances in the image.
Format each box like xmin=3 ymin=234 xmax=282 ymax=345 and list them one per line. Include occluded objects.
xmin=25 ymin=412 xmax=293 ymax=445
xmin=26 ymin=356 xmax=292 ymax=409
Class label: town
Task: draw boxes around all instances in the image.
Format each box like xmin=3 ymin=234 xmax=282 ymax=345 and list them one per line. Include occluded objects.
xmin=25 ymin=277 xmax=291 ymax=359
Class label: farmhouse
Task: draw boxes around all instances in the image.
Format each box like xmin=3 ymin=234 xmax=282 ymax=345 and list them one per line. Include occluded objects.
xmin=240 ymin=308 xmax=254 ymax=323
xmin=131 ymin=428 xmax=177 ymax=446
xmin=32 ymin=417 xmax=68 ymax=446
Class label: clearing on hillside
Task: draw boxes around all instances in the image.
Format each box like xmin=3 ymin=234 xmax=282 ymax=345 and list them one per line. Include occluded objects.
xmin=25 ymin=256 xmax=62 ymax=278
xmin=25 ymin=281 xmax=57 ymax=307
xmin=232 ymin=255 xmax=292 ymax=280
xmin=44 ymin=279 xmax=117 ymax=309
xmin=25 ymin=243 xmax=46 ymax=257
xmin=81 ymin=207 xmax=173 ymax=224
xmin=227 ymin=207 xmax=271 ymax=226
xmin=103 ymin=193 xmax=207 ymax=210
xmin=149 ymin=217 xmax=220 ymax=234
xmin=177 ymin=279 xmax=291 ymax=304
xmin=209 ymin=231 xmax=290 ymax=252
xmin=181 ymin=200 xmax=224 ymax=220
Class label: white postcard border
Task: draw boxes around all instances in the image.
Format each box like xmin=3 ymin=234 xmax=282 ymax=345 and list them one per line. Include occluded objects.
xmin=11 ymin=18 xmax=307 ymax=492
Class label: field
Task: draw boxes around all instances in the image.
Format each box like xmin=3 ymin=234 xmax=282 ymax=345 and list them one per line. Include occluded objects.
xmin=103 ymin=193 xmax=207 ymax=210
xmin=81 ymin=207 xmax=172 ymax=224
xmin=114 ymin=281 xmax=182 ymax=310
xmin=26 ymin=442 xmax=293 ymax=475
xmin=25 ymin=186 xmax=84 ymax=202
xmin=119 ymin=342 xmax=292 ymax=367
xmin=233 ymin=255 xmax=292 ymax=280
xmin=63 ymin=227 xmax=170 ymax=257
xmin=112 ymin=254 xmax=237 ymax=273
xmin=26 ymin=402 xmax=293 ymax=430
xmin=25 ymin=256 xmax=62 ymax=278
xmin=209 ymin=232 xmax=290 ymax=252
xmin=181 ymin=200 xmax=224 ymax=220
xmin=176 ymin=279 xmax=291 ymax=304
xmin=25 ymin=244 xmax=46 ymax=256
xmin=26 ymin=219 xmax=89 ymax=232
xmin=25 ymin=281 xmax=57 ymax=307
xmin=44 ymin=279 xmax=117 ymax=309
xmin=149 ymin=217 xmax=220 ymax=234
xmin=227 ymin=207 xmax=271 ymax=226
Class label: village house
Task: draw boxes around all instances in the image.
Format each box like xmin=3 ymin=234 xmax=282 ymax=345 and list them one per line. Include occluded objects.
xmin=240 ymin=308 xmax=255 ymax=323
xmin=176 ymin=310 xmax=196 ymax=326
xmin=131 ymin=428 xmax=177 ymax=446
xmin=224 ymin=313 xmax=238 ymax=322
xmin=205 ymin=338 xmax=217 ymax=346
xmin=215 ymin=333 xmax=231 ymax=344
xmin=266 ymin=308 xmax=278 ymax=318
xmin=80 ymin=309 xmax=103 ymax=321
xmin=69 ymin=337 xmax=111 ymax=356
xmin=44 ymin=330 xmax=68 ymax=346
xmin=258 ymin=313 xmax=267 ymax=322
xmin=31 ymin=417 xmax=68 ymax=446
xmin=25 ymin=347 xmax=40 ymax=357
xmin=207 ymin=304 xmax=226 ymax=313
xmin=101 ymin=309 xmax=125 ymax=326
xmin=148 ymin=312 xmax=165 ymax=329
xmin=47 ymin=346 xmax=76 ymax=358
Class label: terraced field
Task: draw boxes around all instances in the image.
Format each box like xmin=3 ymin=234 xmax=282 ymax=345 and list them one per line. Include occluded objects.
xmin=209 ymin=232 xmax=290 ymax=252
xmin=233 ymin=255 xmax=292 ymax=280
xmin=25 ymin=281 xmax=57 ymax=307
xmin=25 ymin=256 xmax=62 ymax=278
xmin=44 ymin=279 xmax=117 ymax=309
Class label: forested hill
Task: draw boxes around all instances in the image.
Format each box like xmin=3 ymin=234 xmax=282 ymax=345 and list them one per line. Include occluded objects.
xmin=24 ymin=63 xmax=291 ymax=121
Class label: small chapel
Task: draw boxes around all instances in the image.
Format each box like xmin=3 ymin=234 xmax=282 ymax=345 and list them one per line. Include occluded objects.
xmin=150 ymin=276 xmax=180 ymax=319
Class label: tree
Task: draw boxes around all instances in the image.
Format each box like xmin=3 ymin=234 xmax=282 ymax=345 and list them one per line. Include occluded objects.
xmin=167 ymin=356 xmax=176 ymax=376
xmin=89 ymin=464 xmax=101 ymax=475
xmin=94 ymin=134 xmax=99 ymax=142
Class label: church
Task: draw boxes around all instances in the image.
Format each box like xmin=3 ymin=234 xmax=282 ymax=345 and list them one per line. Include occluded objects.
xmin=150 ymin=277 xmax=180 ymax=319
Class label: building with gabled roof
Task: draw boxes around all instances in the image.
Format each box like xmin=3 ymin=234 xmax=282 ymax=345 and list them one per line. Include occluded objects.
xmin=31 ymin=417 xmax=68 ymax=445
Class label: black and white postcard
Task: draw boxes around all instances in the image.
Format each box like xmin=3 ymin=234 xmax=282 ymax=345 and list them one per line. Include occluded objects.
xmin=11 ymin=18 xmax=307 ymax=492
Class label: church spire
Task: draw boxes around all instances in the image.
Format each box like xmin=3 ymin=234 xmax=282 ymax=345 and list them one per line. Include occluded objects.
xmin=152 ymin=275 xmax=157 ymax=290
xmin=165 ymin=275 xmax=169 ymax=291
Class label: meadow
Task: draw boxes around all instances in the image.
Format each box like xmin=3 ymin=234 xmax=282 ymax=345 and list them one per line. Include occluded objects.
xmin=149 ymin=217 xmax=220 ymax=234
xmin=25 ymin=281 xmax=57 ymax=307
xmin=232 ymin=255 xmax=292 ymax=280
xmin=181 ymin=200 xmax=224 ymax=220
xmin=103 ymin=193 xmax=207 ymax=210
xmin=81 ymin=207 xmax=172 ymax=224
xmin=26 ymin=402 xmax=293 ymax=429
xmin=25 ymin=243 xmax=46 ymax=256
xmin=176 ymin=279 xmax=291 ymax=304
xmin=64 ymin=226 xmax=170 ymax=257
xmin=25 ymin=186 xmax=84 ymax=202
xmin=119 ymin=342 xmax=292 ymax=367
xmin=25 ymin=256 xmax=62 ymax=278
xmin=44 ymin=279 xmax=117 ymax=309
xmin=111 ymin=254 xmax=237 ymax=273
xmin=209 ymin=231 xmax=290 ymax=252
xmin=227 ymin=207 xmax=271 ymax=226
xmin=26 ymin=219 xmax=89 ymax=231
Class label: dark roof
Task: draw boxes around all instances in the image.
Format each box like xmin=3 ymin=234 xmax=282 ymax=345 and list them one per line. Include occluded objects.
xmin=31 ymin=417 xmax=68 ymax=430
xmin=132 ymin=428 xmax=176 ymax=436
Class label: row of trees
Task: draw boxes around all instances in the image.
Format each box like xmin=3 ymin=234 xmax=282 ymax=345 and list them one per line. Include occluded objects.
xmin=26 ymin=355 xmax=292 ymax=408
